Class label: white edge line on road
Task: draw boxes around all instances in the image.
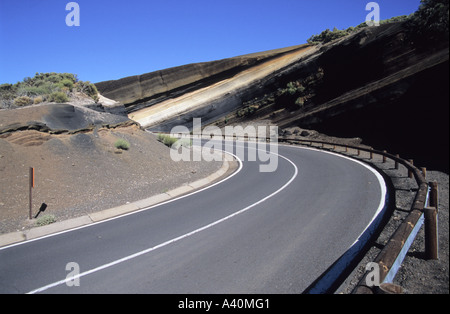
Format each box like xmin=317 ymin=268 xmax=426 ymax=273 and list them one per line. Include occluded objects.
xmin=279 ymin=143 xmax=388 ymax=294
xmin=280 ymin=143 xmax=388 ymax=245
xmin=304 ymin=145 xmax=386 ymax=244
xmin=26 ymin=147 xmax=299 ymax=294
xmin=0 ymin=150 xmax=242 ymax=251
xmin=19 ymin=142 xmax=385 ymax=294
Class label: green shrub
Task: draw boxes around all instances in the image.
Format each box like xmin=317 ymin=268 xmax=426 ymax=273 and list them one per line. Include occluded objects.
xmin=49 ymin=92 xmax=69 ymax=103
xmin=287 ymin=82 xmax=298 ymax=95
xmin=175 ymin=138 xmax=192 ymax=149
xmin=157 ymin=134 xmax=166 ymax=142
xmin=408 ymin=0 xmax=449 ymax=43
xmin=18 ymin=85 xmax=53 ymax=97
xmin=114 ymin=139 xmax=130 ymax=150
xmin=36 ymin=214 xmax=56 ymax=226
xmin=157 ymin=134 xmax=180 ymax=148
xmin=286 ymin=82 xmax=306 ymax=95
xmin=0 ymin=72 xmax=100 ymax=107
xmin=307 ymin=16 xmax=411 ymax=45
xmin=33 ymin=96 xmax=44 ymax=104
xmin=163 ymin=137 xmax=178 ymax=147
xmin=307 ymin=27 xmax=350 ymax=44
xmin=75 ymin=81 xmax=99 ymax=102
xmin=295 ymin=97 xmax=305 ymax=107
xmin=57 ymin=79 xmax=74 ymax=91
xmin=13 ymin=96 xmax=33 ymax=107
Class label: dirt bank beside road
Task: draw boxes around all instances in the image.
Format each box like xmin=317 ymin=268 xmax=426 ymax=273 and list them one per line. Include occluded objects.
xmin=0 ymin=104 xmax=222 ymax=235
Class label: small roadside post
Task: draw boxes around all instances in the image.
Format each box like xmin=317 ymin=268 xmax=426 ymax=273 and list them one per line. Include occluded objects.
xmin=29 ymin=167 xmax=34 ymax=220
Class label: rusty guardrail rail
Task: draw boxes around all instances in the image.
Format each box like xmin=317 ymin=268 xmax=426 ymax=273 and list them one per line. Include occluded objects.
xmin=280 ymin=137 xmax=439 ymax=294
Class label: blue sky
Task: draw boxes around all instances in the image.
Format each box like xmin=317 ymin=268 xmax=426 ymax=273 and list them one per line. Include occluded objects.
xmin=0 ymin=0 xmax=421 ymax=84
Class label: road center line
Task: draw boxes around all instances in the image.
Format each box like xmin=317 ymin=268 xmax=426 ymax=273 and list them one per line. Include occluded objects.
xmin=27 ymin=148 xmax=298 ymax=294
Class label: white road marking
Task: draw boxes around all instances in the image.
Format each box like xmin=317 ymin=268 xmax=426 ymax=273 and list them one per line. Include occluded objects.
xmin=281 ymin=144 xmax=388 ymax=246
xmin=27 ymin=148 xmax=299 ymax=294
xmin=0 ymin=150 xmax=242 ymax=251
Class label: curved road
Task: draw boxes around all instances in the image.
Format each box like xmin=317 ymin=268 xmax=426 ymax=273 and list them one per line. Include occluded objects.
xmin=0 ymin=142 xmax=386 ymax=294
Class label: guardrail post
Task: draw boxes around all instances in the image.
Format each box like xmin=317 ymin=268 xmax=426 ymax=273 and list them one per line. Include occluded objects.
xmin=377 ymin=283 xmax=405 ymax=294
xmin=370 ymin=151 xmax=373 ymax=160
xmin=421 ymin=167 xmax=427 ymax=180
xmin=383 ymin=151 xmax=387 ymax=163
xmin=408 ymin=159 xmax=414 ymax=178
xmin=429 ymin=181 xmax=439 ymax=210
xmin=395 ymin=154 xmax=400 ymax=170
xmin=424 ymin=207 xmax=439 ymax=260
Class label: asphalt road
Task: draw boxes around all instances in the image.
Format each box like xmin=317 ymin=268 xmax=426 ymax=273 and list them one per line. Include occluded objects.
xmin=0 ymin=142 xmax=386 ymax=294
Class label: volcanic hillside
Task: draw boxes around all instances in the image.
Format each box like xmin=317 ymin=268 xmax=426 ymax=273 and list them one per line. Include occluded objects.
xmin=96 ymin=19 xmax=449 ymax=172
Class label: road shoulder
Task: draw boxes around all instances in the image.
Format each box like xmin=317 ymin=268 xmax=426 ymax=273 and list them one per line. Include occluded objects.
xmin=0 ymin=152 xmax=238 ymax=248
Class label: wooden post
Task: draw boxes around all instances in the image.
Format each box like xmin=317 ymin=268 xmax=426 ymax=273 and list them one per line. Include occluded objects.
xmin=408 ymin=159 xmax=414 ymax=178
xmin=395 ymin=154 xmax=400 ymax=170
xmin=377 ymin=283 xmax=404 ymax=294
xmin=383 ymin=151 xmax=387 ymax=163
xmin=429 ymin=181 xmax=439 ymax=210
xmin=29 ymin=167 xmax=34 ymax=220
xmin=424 ymin=207 xmax=439 ymax=260
xmin=421 ymin=167 xmax=427 ymax=180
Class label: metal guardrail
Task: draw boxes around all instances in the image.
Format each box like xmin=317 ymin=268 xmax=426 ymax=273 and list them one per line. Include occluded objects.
xmin=280 ymin=137 xmax=439 ymax=294
xmin=153 ymin=131 xmax=439 ymax=293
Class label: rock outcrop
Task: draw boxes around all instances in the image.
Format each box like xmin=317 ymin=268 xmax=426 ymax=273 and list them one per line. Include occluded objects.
xmin=211 ymin=22 xmax=449 ymax=171
xmin=95 ymin=45 xmax=314 ymax=130
xmin=0 ymin=104 xmax=133 ymax=135
xmin=95 ymin=21 xmax=448 ymax=171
